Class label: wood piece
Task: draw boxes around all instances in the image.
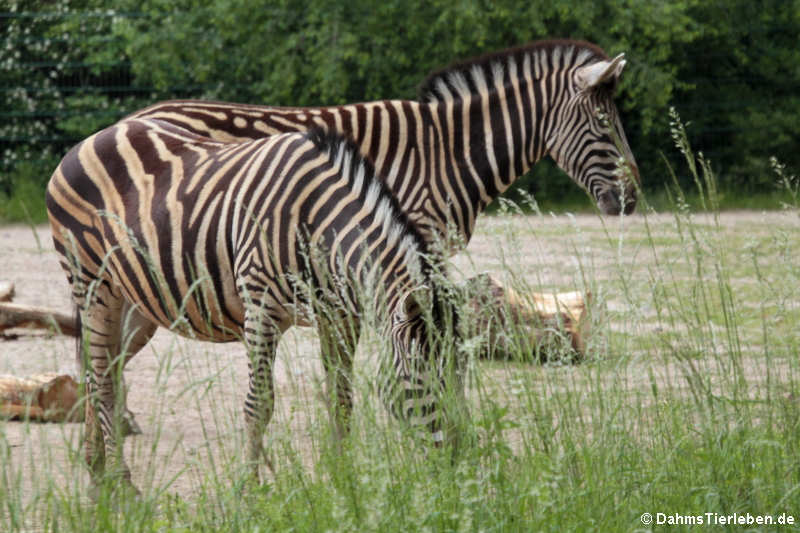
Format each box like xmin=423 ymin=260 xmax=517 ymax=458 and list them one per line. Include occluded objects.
xmin=0 ymin=373 xmax=83 ymax=422
xmin=0 ymin=302 xmax=77 ymax=336
xmin=0 ymin=281 xmax=14 ymax=302
xmin=461 ymin=273 xmax=591 ymax=362
xmin=0 ymin=274 xmax=590 ymax=364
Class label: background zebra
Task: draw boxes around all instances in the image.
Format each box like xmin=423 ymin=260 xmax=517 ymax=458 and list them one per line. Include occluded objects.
xmin=129 ymin=39 xmax=640 ymax=251
xmin=46 ymin=122 xmax=458 ymax=491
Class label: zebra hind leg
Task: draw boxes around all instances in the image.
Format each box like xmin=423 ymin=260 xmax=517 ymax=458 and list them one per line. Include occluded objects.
xmin=242 ymin=307 xmax=285 ymax=483
xmin=317 ymin=314 xmax=360 ymax=440
xmin=115 ymin=301 xmax=158 ymax=436
xmin=78 ymin=283 xmax=139 ymax=495
xmin=75 ymin=302 xmax=155 ymax=431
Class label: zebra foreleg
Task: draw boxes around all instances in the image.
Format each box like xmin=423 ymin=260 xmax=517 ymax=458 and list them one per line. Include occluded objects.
xmin=317 ymin=315 xmax=360 ymax=440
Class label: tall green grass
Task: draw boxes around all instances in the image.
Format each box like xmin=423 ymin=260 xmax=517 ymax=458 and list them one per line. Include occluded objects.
xmin=2 ymin=112 xmax=799 ymax=532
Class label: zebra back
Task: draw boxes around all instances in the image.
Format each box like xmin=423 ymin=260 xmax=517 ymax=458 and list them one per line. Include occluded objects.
xmin=46 ymin=119 xmax=434 ymax=341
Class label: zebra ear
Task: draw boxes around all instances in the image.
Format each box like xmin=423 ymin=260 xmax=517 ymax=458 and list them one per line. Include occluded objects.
xmin=576 ymin=53 xmax=626 ymax=89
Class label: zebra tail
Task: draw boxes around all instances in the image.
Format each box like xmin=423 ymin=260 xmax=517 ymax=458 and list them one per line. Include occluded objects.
xmin=72 ymin=303 xmax=86 ymax=381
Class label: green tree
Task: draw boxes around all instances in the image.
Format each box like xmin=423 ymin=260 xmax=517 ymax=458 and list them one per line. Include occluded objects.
xmin=673 ymin=0 xmax=800 ymax=191
xmin=2 ymin=0 xmax=799 ymax=219
xmin=91 ymin=0 xmax=704 ymax=200
xmin=0 ymin=1 xmax=152 ymax=194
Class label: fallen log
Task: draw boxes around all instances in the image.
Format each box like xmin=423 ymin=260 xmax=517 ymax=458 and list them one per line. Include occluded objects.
xmin=461 ymin=273 xmax=591 ymax=363
xmin=0 ymin=373 xmax=83 ymax=422
xmin=0 ymin=281 xmax=14 ymax=302
xmin=0 ymin=302 xmax=77 ymax=337
xmin=0 ymin=274 xmax=590 ymax=365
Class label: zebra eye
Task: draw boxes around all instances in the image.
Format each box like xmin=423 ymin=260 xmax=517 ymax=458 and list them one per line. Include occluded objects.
xmin=597 ymin=79 xmax=617 ymax=93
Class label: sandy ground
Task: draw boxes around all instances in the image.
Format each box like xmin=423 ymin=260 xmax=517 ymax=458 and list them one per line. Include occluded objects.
xmin=0 ymin=223 xmax=332 ymax=502
xmin=1 ymin=210 xmax=797 ymax=506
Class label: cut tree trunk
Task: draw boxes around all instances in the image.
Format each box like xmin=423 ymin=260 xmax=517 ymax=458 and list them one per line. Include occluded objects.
xmin=461 ymin=273 xmax=591 ymax=362
xmin=0 ymin=274 xmax=591 ymax=364
xmin=0 ymin=373 xmax=83 ymax=422
xmin=0 ymin=281 xmax=14 ymax=302
xmin=0 ymin=302 xmax=77 ymax=336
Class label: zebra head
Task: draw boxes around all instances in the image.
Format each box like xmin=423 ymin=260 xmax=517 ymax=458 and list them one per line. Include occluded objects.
xmin=547 ymin=52 xmax=639 ymax=215
xmin=382 ymin=284 xmax=462 ymax=444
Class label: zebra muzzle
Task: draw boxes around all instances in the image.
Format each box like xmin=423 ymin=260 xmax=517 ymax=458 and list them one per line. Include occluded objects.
xmin=598 ymin=186 xmax=636 ymax=216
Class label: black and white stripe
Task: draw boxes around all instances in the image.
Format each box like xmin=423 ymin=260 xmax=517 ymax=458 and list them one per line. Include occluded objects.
xmin=46 ymin=121 xmax=454 ymax=488
xmin=46 ymin=39 xmax=640 ymax=490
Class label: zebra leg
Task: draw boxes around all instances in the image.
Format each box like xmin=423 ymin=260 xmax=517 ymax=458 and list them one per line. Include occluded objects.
xmin=77 ymin=301 xmax=155 ymax=441
xmin=317 ymin=315 xmax=360 ymax=440
xmin=242 ymin=307 xmax=284 ymax=482
xmin=115 ymin=301 xmax=157 ymax=436
xmin=79 ymin=282 xmax=138 ymax=492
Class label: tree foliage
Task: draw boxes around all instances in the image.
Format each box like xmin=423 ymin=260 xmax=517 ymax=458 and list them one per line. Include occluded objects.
xmin=2 ymin=0 xmax=799 ymax=206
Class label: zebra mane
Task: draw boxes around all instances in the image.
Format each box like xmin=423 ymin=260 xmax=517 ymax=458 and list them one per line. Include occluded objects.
xmin=417 ymin=39 xmax=609 ymax=103
xmin=305 ymin=128 xmax=431 ymax=275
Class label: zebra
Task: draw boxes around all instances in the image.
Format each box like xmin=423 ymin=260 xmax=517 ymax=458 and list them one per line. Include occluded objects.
xmin=92 ymin=38 xmax=642 ymax=439
xmin=46 ymin=122 xmax=459 ymax=491
xmin=128 ymin=39 xmax=641 ymax=250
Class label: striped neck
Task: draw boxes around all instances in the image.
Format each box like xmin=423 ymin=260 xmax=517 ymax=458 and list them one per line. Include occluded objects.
xmin=411 ymin=40 xmax=608 ymax=245
xmin=126 ymin=40 xmax=610 ymax=251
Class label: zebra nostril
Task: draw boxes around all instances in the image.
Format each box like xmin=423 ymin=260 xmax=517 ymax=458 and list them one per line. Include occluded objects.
xmin=598 ymin=189 xmax=622 ymax=215
xmin=598 ymin=181 xmax=638 ymax=216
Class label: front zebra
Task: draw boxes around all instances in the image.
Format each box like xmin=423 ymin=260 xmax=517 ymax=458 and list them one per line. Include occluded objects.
xmin=46 ymin=121 xmax=456 ymax=492
xmin=129 ymin=39 xmax=640 ymax=250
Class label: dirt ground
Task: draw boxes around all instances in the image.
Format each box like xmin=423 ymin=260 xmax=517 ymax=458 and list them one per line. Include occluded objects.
xmin=1 ymin=210 xmax=796 ymax=503
xmin=0 ymin=223 xmax=332 ymax=502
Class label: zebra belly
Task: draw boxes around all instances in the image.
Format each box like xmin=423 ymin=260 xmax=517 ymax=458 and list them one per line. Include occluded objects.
xmin=104 ymin=230 xmax=246 ymax=343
